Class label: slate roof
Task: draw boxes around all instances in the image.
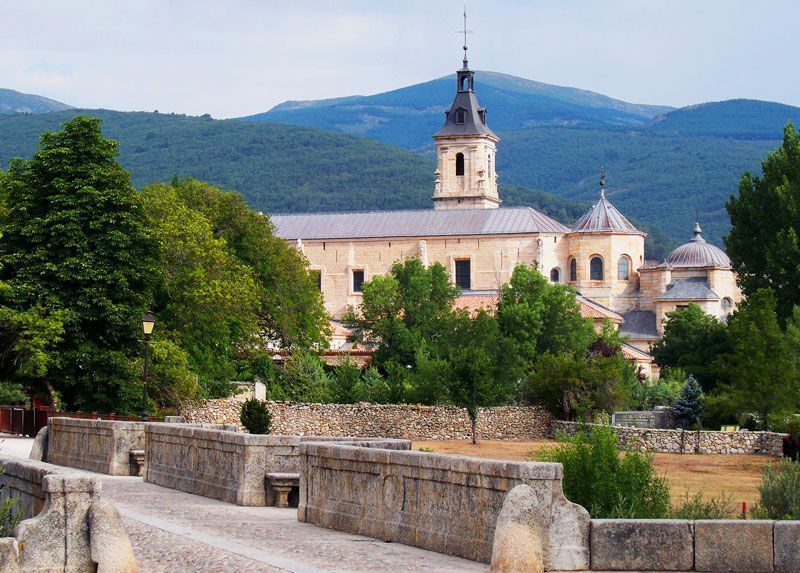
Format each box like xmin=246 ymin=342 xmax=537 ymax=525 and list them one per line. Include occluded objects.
xmin=271 ymin=207 xmax=569 ymax=240
xmin=435 ymin=89 xmax=497 ymax=138
xmin=663 ymin=223 xmax=731 ymax=268
xmin=570 ymin=190 xmax=643 ymax=234
xmin=655 ymin=278 xmax=720 ymax=301
xmin=620 ymin=310 xmax=660 ymax=340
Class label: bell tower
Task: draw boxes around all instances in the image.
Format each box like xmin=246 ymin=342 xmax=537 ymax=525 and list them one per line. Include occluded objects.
xmin=432 ymin=16 xmax=500 ymax=210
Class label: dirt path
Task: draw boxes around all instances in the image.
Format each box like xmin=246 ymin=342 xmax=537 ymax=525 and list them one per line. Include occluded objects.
xmin=412 ymin=439 xmax=775 ymax=506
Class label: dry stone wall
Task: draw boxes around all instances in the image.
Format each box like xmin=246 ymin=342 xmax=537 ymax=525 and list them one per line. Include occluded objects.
xmin=552 ymin=420 xmax=784 ymax=456
xmin=183 ymin=400 xmax=553 ymax=440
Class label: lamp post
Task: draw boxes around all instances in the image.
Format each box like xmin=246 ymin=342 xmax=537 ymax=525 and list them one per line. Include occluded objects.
xmin=141 ymin=312 xmax=155 ymax=421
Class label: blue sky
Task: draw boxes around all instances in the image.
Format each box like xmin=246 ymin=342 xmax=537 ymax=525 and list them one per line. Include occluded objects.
xmin=3 ymin=0 xmax=799 ymax=118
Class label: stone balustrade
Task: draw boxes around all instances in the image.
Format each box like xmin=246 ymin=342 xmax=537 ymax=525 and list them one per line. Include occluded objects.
xmin=551 ymin=420 xmax=785 ymax=456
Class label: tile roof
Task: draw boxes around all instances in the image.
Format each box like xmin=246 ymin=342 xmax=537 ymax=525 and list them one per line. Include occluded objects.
xmin=576 ymin=295 xmax=624 ymax=323
xmin=271 ymin=206 xmax=569 ymax=240
xmin=621 ymin=342 xmax=654 ymax=362
xmin=570 ymin=190 xmax=643 ymax=235
xmin=655 ymin=278 xmax=720 ymax=301
xmin=620 ymin=310 xmax=660 ymax=339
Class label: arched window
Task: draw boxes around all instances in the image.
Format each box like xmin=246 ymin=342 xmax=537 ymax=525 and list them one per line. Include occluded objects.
xmin=455 ymin=153 xmax=465 ymax=176
xmin=618 ymin=256 xmax=630 ymax=280
xmin=569 ymin=258 xmax=577 ymax=282
xmin=550 ymin=268 xmax=560 ymax=283
xmin=590 ymin=256 xmax=604 ymax=281
xmin=721 ymin=297 xmax=733 ymax=312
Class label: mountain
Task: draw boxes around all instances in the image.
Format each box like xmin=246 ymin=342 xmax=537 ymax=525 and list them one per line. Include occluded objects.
xmin=0 ymin=108 xmax=587 ymax=228
xmin=244 ymin=75 xmax=800 ymax=246
xmin=648 ymin=99 xmax=800 ymax=139
xmin=0 ymin=88 xmax=72 ymax=115
xmin=244 ymin=71 xmax=673 ymax=151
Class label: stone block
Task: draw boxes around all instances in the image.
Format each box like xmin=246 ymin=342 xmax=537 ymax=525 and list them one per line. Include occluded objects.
xmin=695 ymin=520 xmax=773 ymax=572
xmin=774 ymin=520 xmax=800 ymax=573
xmin=29 ymin=426 xmax=48 ymax=462
xmin=591 ymin=519 xmax=693 ymax=571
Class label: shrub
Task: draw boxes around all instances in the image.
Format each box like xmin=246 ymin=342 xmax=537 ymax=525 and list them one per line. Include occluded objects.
xmin=0 ymin=466 xmax=22 ymax=536
xmin=239 ymin=398 xmax=273 ymax=434
xmin=536 ymin=425 xmax=671 ymax=518
xmin=669 ymin=491 xmax=738 ymax=519
xmin=757 ymin=459 xmax=800 ymax=519
xmin=673 ymin=375 xmax=704 ymax=429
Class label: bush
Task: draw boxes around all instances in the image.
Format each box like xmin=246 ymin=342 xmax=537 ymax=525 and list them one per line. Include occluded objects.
xmin=0 ymin=466 xmax=22 ymax=536
xmin=536 ymin=425 xmax=671 ymax=518
xmin=668 ymin=491 xmax=738 ymax=519
xmin=756 ymin=459 xmax=800 ymax=519
xmin=673 ymin=375 xmax=704 ymax=429
xmin=239 ymin=398 xmax=273 ymax=434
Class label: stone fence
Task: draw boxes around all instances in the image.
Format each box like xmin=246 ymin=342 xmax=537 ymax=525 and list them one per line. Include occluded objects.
xmin=551 ymin=420 xmax=785 ymax=456
xmin=0 ymin=454 xmax=138 ymax=572
xmin=183 ymin=400 xmax=553 ymax=440
xmin=300 ymin=441 xmax=589 ymax=569
xmin=144 ymin=423 xmax=410 ymax=506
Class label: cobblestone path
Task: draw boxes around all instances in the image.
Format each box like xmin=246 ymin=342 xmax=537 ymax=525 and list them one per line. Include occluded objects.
xmin=101 ymin=477 xmax=488 ymax=573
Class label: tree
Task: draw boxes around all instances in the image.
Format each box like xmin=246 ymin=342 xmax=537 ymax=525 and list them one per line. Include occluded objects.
xmin=498 ymin=264 xmax=595 ymax=367
xmin=651 ymin=303 xmax=730 ymax=392
xmin=726 ymin=122 xmax=800 ymax=323
xmin=0 ymin=116 xmax=158 ymax=411
xmin=169 ymin=178 xmax=330 ymax=349
xmin=718 ymin=289 xmax=800 ymax=430
xmin=673 ymin=375 xmax=704 ymax=429
xmin=446 ymin=310 xmax=523 ymax=443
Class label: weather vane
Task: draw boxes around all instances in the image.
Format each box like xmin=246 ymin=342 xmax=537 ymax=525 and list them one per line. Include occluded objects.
xmin=599 ymin=166 xmax=605 ymax=189
xmin=460 ymin=6 xmax=473 ymax=66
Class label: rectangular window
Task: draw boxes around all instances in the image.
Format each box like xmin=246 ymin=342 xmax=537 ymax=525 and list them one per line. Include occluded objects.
xmin=455 ymin=259 xmax=471 ymax=290
xmin=310 ymin=270 xmax=321 ymax=291
xmin=352 ymin=269 xmax=365 ymax=293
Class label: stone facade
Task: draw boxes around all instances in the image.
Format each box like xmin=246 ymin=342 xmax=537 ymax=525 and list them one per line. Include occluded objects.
xmin=0 ymin=454 xmax=138 ymax=572
xmin=299 ymin=440 xmax=590 ymax=568
xmin=552 ymin=420 xmax=785 ymax=456
xmin=183 ymin=399 xmax=553 ymax=440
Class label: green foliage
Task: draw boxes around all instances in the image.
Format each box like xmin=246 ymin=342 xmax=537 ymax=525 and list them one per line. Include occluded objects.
xmin=726 ymin=122 xmax=800 ymax=322
xmin=0 ymin=116 xmax=158 ymax=411
xmin=239 ymin=398 xmax=273 ymax=435
xmin=271 ymin=351 xmax=331 ymax=403
xmin=756 ymin=460 xmax=800 ymax=520
xmin=537 ymin=426 xmax=671 ymax=518
xmin=651 ymin=303 xmax=730 ymax=392
xmin=141 ymin=339 xmax=202 ymax=411
xmin=673 ymin=376 xmax=704 ymax=429
xmin=668 ymin=491 xmax=737 ymax=520
xmin=717 ymin=289 xmax=800 ymax=430
xmin=625 ymin=368 xmax=685 ymax=410
xmin=0 ymin=465 xmax=22 ymax=536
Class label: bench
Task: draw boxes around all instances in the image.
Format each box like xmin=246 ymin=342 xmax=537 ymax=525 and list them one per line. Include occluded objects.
xmin=265 ymin=472 xmax=299 ymax=508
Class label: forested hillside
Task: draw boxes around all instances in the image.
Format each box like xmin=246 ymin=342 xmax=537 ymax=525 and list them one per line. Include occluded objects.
xmin=0 ymin=109 xmax=592 ymax=231
xmin=0 ymin=88 xmax=72 ymax=114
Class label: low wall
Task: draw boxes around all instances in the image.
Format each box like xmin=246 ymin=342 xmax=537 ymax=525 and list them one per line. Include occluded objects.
xmin=144 ymin=424 xmax=410 ymax=505
xmin=588 ymin=518 xmax=799 ymax=572
xmin=299 ymin=441 xmax=590 ymax=568
xmin=47 ymin=417 xmax=147 ymax=475
xmin=0 ymin=454 xmax=138 ymax=572
xmin=552 ymin=420 xmax=784 ymax=456
xmin=183 ymin=400 xmax=553 ymax=440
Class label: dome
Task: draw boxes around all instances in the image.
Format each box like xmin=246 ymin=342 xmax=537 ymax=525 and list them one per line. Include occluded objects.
xmin=570 ymin=189 xmax=642 ymax=234
xmin=664 ymin=223 xmax=731 ymax=268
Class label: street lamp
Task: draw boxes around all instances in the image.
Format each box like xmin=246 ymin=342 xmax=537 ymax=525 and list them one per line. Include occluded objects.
xmin=141 ymin=312 xmax=155 ymax=421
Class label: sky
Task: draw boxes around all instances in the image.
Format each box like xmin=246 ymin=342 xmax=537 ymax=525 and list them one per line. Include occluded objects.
xmin=3 ymin=0 xmax=799 ymax=119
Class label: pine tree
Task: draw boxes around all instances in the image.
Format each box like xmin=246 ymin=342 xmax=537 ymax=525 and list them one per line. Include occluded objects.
xmin=673 ymin=375 xmax=704 ymax=430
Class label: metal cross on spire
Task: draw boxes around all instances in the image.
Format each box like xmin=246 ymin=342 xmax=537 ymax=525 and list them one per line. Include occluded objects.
xmin=460 ymin=6 xmax=473 ymax=68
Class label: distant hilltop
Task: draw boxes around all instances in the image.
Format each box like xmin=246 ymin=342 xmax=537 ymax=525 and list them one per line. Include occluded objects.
xmin=0 ymin=88 xmax=72 ymax=115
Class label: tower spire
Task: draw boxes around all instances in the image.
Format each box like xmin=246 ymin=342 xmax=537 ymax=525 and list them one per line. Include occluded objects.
xmin=599 ymin=166 xmax=606 ymax=199
xmin=462 ymin=6 xmax=469 ymax=69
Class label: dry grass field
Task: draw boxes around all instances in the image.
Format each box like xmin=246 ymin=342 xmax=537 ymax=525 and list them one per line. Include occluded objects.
xmin=412 ymin=439 xmax=775 ymax=506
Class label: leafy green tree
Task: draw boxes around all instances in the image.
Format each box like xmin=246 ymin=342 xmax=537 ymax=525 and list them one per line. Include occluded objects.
xmin=344 ymin=258 xmax=459 ymax=371
xmin=169 ymin=178 xmax=330 ymax=349
xmin=651 ymin=303 xmax=730 ymax=392
xmin=726 ymin=123 xmax=800 ymax=322
xmin=498 ymin=264 xmax=595 ymax=365
xmin=272 ymin=351 xmax=331 ymax=403
xmin=142 ymin=182 xmax=260 ymax=396
xmin=447 ymin=310 xmax=524 ymax=443
xmin=718 ymin=289 xmax=800 ymax=430
xmin=0 ymin=116 xmax=158 ymax=411
xmin=673 ymin=375 xmax=704 ymax=429
xmin=139 ymin=339 xmax=202 ymax=411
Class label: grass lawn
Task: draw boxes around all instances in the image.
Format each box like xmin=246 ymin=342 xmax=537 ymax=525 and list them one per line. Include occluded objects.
xmin=412 ymin=439 xmax=775 ymax=507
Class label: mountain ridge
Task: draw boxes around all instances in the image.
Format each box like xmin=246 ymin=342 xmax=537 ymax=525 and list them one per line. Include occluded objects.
xmin=0 ymin=88 xmax=73 ymax=115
